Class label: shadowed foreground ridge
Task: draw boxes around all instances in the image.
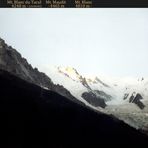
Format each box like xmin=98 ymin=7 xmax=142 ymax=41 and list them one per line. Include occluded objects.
xmin=0 ymin=70 xmax=148 ymax=147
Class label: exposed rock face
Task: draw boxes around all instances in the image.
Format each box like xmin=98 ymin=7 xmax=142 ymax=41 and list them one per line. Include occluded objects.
xmin=94 ymin=90 xmax=112 ymax=102
xmin=79 ymin=76 xmax=92 ymax=90
xmin=0 ymin=38 xmax=52 ymax=88
xmin=129 ymin=93 xmax=145 ymax=109
xmin=123 ymin=93 xmax=129 ymax=100
xmin=123 ymin=91 xmax=145 ymax=110
xmin=86 ymin=77 xmax=109 ymax=87
xmin=82 ymin=92 xmax=106 ymax=108
xmin=0 ymin=38 xmax=82 ymax=105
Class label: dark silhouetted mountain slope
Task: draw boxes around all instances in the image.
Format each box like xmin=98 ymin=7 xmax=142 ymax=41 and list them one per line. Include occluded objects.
xmin=0 ymin=69 xmax=148 ymax=147
xmin=0 ymin=37 xmax=83 ymax=106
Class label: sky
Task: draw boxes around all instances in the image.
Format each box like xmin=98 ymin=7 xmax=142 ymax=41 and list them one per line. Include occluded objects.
xmin=0 ymin=8 xmax=148 ymax=77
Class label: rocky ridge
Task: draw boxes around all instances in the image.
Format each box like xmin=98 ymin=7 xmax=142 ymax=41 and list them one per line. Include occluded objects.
xmin=0 ymin=38 xmax=82 ymax=105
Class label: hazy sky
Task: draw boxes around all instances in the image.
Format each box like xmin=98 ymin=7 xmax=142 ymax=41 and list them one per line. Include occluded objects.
xmin=0 ymin=8 xmax=148 ymax=77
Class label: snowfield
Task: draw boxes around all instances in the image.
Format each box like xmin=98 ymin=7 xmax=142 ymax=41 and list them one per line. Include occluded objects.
xmin=104 ymin=100 xmax=148 ymax=132
xmin=41 ymin=66 xmax=148 ymax=132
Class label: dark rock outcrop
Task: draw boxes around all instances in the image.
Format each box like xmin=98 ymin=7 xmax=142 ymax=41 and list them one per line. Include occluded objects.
xmin=94 ymin=90 xmax=112 ymax=102
xmin=82 ymin=92 xmax=106 ymax=108
xmin=95 ymin=76 xmax=110 ymax=87
xmin=79 ymin=76 xmax=92 ymax=90
xmin=129 ymin=93 xmax=145 ymax=109
xmin=123 ymin=93 xmax=129 ymax=100
xmin=123 ymin=91 xmax=145 ymax=109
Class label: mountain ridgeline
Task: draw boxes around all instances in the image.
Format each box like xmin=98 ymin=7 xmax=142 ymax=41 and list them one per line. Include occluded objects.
xmin=0 ymin=37 xmax=146 ymax=109
xmin=0 ymin=38 xmax=84 ymax=106
xmin=0 ymin=37 xmax=106 ymax=108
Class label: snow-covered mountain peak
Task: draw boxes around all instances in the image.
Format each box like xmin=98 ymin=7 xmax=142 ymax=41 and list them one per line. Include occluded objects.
xmin=57 ymin=66 xmax=80 ymax=82
xmin=40 ymin=65 xmax=148 ymax=109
